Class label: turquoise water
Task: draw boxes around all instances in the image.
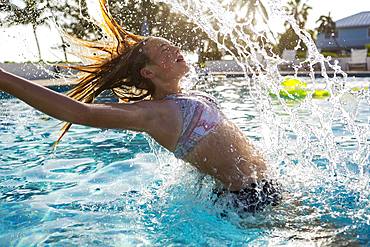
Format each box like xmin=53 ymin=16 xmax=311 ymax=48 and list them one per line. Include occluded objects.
xmin=0 ymin=78 xmax=369 ymax=246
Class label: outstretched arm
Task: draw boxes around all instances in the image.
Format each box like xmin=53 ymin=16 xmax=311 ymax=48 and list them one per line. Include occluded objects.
xmin=0 ymin=70 xmax=155 ymax=131
xmin=0 ymin=70 xmax=88 ymax=125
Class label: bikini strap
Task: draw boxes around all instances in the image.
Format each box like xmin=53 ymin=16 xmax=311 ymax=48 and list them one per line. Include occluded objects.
xmin=164 ymin=94 xmax=199 ymax=136
xmin=189 ymin=91 xmax=219 ymax=108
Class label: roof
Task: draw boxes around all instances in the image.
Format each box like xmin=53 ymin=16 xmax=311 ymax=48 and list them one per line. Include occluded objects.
xmin=336 ymin=11 xmax=370 ymax=28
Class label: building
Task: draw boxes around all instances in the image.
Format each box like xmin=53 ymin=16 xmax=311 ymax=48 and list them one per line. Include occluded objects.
xmin=316 ymin=11 xmax=370 ymax=52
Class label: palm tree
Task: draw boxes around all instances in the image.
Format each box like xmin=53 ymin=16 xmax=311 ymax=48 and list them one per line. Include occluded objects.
xmin=45 ymin=0 xmax=68 ymax=62
xmin=274 ymin=0 xmax=312 ymax=55
xmin=229 ymin=0 xmax=269 ymax=25
xmin=285 ymin=0 xmax=312 ymax=29
xmin=316 ymin=12 xmax=340 ymax=49
xmin=1 ymin=0 xmax=50 ymax=61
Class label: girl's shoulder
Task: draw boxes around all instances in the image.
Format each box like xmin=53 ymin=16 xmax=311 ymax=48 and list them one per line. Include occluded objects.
xmin=165 ymin=90 xmax=217 ymax=102
xmin=162 ymin=91 xmax=221 ymax=110
xmin=187 ymin=90 xmax=219 ymax=106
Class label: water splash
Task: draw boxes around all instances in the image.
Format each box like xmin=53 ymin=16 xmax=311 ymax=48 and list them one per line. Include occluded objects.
xmin=160 ymin=0 xmax=368 ymax=177
xmin=155 ymin=0 xmax=369 ymax=241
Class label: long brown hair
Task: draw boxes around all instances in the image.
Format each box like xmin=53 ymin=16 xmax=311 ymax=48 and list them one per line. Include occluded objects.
xmin=55 ymin=0 xmax=155 ymax=146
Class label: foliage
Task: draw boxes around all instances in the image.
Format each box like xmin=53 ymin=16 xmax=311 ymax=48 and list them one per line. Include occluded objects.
xmin=284 ymin=0 xmax=311 ymax=29
xmin=0 ymin=0 xmax=51 ymax=61
xmin=321 ymin=51 xmax=338 ymax=57
xmin=320 ymin=51 xmax=348 ymax=58
xmin=109 ymin=1 xmax=208 ymax=52
xmin=316 ymin=12 xmax=336 ymax=36
xmin=49 ymin=0 xmax=101 ymax=41
xmin=0 ymin=0 xmax=48 ymax=27
xmin=366 ymin=44 xmax=370 ymax=56
xmin=0 ymin=0 xmax=273 ymax=62
xmin=275 ymin=27 xmax=303 ymax=55
xmin=296 ymin=50 xmax=306 ymax=58
xmin=275 ymin=0 xmax=312 ymax=56
xmin=106 ymin=0 xmax=271 ymax=62
xmin=316 ymin=12 xmax=340 ymax=49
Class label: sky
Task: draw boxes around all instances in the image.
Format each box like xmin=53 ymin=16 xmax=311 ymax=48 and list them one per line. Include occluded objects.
xmin=305 ymin=0 xmax=369 ymax=30
xmin=0 ymin=0 xmax=369 ymax=62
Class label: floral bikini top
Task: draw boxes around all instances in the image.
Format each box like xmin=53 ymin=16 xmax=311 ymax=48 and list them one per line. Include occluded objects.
xmin=164 ymin=91 xmax=224 ymax=159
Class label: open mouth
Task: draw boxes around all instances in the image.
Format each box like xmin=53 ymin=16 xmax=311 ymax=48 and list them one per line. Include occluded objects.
xmin=176 ymin=55 xmax=185 ymax=62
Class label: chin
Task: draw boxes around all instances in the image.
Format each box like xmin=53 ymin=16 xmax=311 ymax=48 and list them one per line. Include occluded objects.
xmin=183 ymin=64 xmax=190 ymax=73
xmin=171 ymin=63 xmax=190 ymax=78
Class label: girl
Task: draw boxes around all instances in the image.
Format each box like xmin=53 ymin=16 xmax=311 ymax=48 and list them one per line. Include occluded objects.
xmin=0 ymin=0 xmax=281 ymax=213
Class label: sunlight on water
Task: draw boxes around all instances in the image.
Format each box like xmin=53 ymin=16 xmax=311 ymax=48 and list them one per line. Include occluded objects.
xmin=1 ymin=78 xmax=369 ymax=245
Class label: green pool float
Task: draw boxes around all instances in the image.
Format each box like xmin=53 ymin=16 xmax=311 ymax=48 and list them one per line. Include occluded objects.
xmin=351 ymin=86 xmax=369 ymax=92
xmin=312 ymin=89 xmax=330 ymax=99
xmin=270 ymin=77 xmax=331 ymax=100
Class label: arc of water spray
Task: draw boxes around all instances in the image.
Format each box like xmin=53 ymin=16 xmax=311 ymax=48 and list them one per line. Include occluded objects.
xmin=156 ymin=0 xmax=369 ymax=192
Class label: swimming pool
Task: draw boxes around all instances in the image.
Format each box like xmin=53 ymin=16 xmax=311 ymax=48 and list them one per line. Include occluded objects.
xmin=0 ymin=77 xmax=369 ymax=246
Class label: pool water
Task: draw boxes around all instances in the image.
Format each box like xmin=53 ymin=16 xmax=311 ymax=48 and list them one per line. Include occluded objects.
xmin=0 ymin=77 xmax=369 ymax=246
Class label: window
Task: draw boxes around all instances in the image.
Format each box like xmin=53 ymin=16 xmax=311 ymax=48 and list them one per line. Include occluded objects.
xmin=368 ymin=27 xmax=370 ymax=37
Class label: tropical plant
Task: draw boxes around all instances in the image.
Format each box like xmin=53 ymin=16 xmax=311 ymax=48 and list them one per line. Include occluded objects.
xmin=54 ymin=0 xmax=103 ymax=41
xmin=0 ymin=0 xmax=50 ymax=61
xmin=220 ymin=0 xmax=272 ymax=56
xmin=229 ymin=0 xmax=269 ymax=25
xmin=285 ymin=0 xmax=312 ymax=29
xmin=0 ymin=0 xmax=273 ymax=62
xmin=366 ymin=44 xmax=370 ymax=56
xmin=108 ymin=0 xmax=271 ymax=61
xmin=275 ymin=0 xmax=312 ymax=55
xmin=316 ymin=12 xmax=339 ymax=48
xmin=44 ymin=0 xmax=68 ymax=61
xmin=107 ymin=0 xmax=212 ymax=60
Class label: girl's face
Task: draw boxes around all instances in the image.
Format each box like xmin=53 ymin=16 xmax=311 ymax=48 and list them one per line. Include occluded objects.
xmin=141 ymin=37 xmax=189 ymax=83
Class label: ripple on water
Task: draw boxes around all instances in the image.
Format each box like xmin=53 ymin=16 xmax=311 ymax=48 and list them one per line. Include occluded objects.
xmin=0 ymin=180 xmax=78 ymax=202
xmin=44 ymin=158 xmax=99 ymax=175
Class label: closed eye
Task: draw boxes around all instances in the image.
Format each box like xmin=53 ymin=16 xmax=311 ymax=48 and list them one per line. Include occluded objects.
xmin=161 ymin=46 xmax=171 ymax=53
xmin=160 ymin=42 xmax=176 ymax=53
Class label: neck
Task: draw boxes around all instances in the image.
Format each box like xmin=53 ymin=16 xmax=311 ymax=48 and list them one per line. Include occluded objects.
xmin=152 ymin=79 xmax=182 ymax=100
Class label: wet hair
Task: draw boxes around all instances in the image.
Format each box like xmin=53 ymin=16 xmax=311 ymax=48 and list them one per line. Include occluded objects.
xmin=55 ymin=0 xmax=155 ymax=145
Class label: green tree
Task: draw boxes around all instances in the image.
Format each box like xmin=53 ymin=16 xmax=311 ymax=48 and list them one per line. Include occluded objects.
xmin=109 ymin=1 xmax=206 ymax=50
xmin=59 ymin=0 xmax=271 ymax=62
xmin=0 ymin=0 xmax=273 ymax=62
xmin=1 ymin=0 xmax=50 ymax=61
xmin=316 ymin=12 xmax=339 ymax=49
xmin=107 ymin=0 xmax=213 ymax=60
xmin=50 ymin=0 xmax=102 ymax=41
xmin=285 ymin=0 xmax=312 ymax=29
xmin=187 ymin=0 xmax=272 ymax=61
xmin=44 ymin=0 xmax=68 ymax=61
xmin=52 ymin=0 xmax=208 ymax=57
xmin=275 ymin=0 xmax=312 ymax=55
